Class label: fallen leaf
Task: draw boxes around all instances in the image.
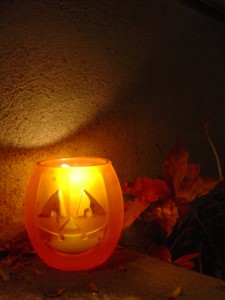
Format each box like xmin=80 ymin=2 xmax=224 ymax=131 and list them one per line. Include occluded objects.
xmin=4 ymin=255 xmax=19 ymax=266
xmin=116 ymin=245 xmax=124 ymax=249
xmin=122 ymin=178 xmax=171 ymax=230
xmin=89 ymin=282 xmax=100 ymax=293
xmin=173 ymin=253 xmax=199 ymax=270
xmin=44 ymin=288 xmax=67 ymax=297
xmin=114 ymin=245 xmax=124 ymax=255
xmin=122 ymin=178 xmax=170 ymax=202
xmin=35 ymin=269 xmax=46 ymax=276
xmin=123 ymin=197 xmax=150 ymax=230
xmin=185 ymin=164 xmax=200 ymax=180
xmin=117 ymin=264 xmax=127 ymax=271
xmin=169 ymin=286 xmax=182 ymax=299
xmin=162 ymin=140 xmax=188 ymax=194
xmin=176 ymin=176 xmax=220 ymax=202
xmin=10 ymin=262 xmax=25 ymax=271
xmin=147 ymin=245 xmax=172 ymax=262
xmin=4 ymin=243 xmax=11 ymax=250
xmin=175 ymin=201 xmax=191 ymax=222
xmin=144 ymin=199 xmax=179 ymax=236
xmin=0 ymin=267 xmax=10 ymax=282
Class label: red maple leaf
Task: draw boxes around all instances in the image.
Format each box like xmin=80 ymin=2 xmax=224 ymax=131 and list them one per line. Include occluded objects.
xmin=122 ymin=178 xmax=170 ymax=230
xmin=162 ymin=139 xmax=189 ymax=195
xmin=161 ymin=141 xmax=220 ymax=219
xmin=123 ymin=197 xmax=150 ymax=230
xmin=122 ymin=140 xmax=220 ymax=233
xmin=147 ymin=245 xmax=172 ymax=262
xmin=143 ymin=198 xmax=179 ymax=236
xmin=176 ymin=176 xmax=220 ymax=203
xmin=173 ymin=252 xmax=199 ymax=270
xmin=122 ymin=177 xmax=170 ymax=201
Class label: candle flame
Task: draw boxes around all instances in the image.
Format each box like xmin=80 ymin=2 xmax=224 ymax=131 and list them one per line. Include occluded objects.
xmin=61 ymin=164 xmax=71 ymax=168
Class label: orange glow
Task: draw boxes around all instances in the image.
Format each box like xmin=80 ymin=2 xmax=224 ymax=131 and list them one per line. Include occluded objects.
xmin=24 ymin=157 xmax=124 ymax=271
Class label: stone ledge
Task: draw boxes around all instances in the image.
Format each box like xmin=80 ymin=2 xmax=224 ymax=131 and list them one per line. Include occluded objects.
xmin=1 ymin=249 xmax=225 ymax=299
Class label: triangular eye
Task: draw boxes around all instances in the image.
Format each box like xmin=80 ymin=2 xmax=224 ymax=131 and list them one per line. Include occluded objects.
xmin=38 ymin=190 xmax=66 ymax=217
xmin=83 ymin=189 xmax=106 ymax=215
xmin=38 ymin=190 xmax=60 ymax=217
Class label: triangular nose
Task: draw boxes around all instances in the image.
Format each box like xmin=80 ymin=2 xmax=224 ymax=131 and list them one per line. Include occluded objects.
xmin=60 ymin=217 xmax=80 ymax=231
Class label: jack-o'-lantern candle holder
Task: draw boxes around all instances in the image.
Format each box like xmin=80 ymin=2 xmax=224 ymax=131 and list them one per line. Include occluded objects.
xmin=24 ymin=157 xmax=124 ymax=271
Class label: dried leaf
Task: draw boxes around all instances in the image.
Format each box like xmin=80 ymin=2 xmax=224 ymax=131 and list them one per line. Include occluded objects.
xmin=122 ymin=178 xmax=170 ymax=202
xmin=116 ymin=245 xmax=124 ymax=249
xmin=144 ymin=199 xmax=179 ymax=236
xmin=173 ymin=253 xmax=199 ymax=270
xmin=89 ymin=282 xmax=100 ymax=293
xmin=176 ymin=176 xmax=220 ymax=202
xmin=117 ymin=264 xmax=127 ymax=271
xmin=0 ymin=267 xmax=10 ymax=282
xmin=185 ymin=164 xmax=200 ymax=180
xmin=123 ymin=197 xmax=150 ymax=230
xmin=147 ymin=245 xmax=172 ymax=262
xmin=35 ymin=269 xmax=46 ymax=276
xmin=122 ymin=178 xmax=171 ymax=230
xmin=169 ymin=286 xmax=182 ymax=299
xmin=4 ymin=243 xmax=11 ymax=250
xmin=176 ymin=202 xmax=190 ymax=222
xmin=4 ymin=254 xmax=19 ymax=266
xmin=45 ymin=288 xmax=67 ymax=297
xmin=162 ymin=140 xmax=189 ymax=194
xmin=10 ymin=262 xmax=25 ymax=271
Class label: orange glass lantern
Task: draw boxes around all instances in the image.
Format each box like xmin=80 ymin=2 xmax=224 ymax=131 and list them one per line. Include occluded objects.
xmin=24 ymin=157 xmax=124 ymax=271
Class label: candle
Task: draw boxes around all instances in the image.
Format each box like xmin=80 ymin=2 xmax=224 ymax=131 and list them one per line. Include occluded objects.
xmin=24 ymin=157 xmax=124 ymax=271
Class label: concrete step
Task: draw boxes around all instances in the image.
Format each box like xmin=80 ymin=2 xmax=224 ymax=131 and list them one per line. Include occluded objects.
xmin=1 ymin=248 xmax=225 ymax=299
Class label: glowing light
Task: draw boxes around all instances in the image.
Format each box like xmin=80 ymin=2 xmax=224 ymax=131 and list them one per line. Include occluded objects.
xmin=61 ymin=164 xmax=71 ymax=168
xmin=24 ymin=157 xmax=124 ymax=271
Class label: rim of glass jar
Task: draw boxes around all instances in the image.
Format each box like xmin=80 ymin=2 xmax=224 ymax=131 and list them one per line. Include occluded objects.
xmin=36 ymin=157 xmax=111 ymax=168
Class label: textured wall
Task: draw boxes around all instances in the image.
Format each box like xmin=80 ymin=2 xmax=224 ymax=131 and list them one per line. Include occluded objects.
xmin=0 ymin=0 xmax=225 ymax=242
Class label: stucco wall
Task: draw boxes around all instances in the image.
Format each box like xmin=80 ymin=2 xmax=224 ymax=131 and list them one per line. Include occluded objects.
xmin=0 ymin=0 xmax=225 ymax=242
